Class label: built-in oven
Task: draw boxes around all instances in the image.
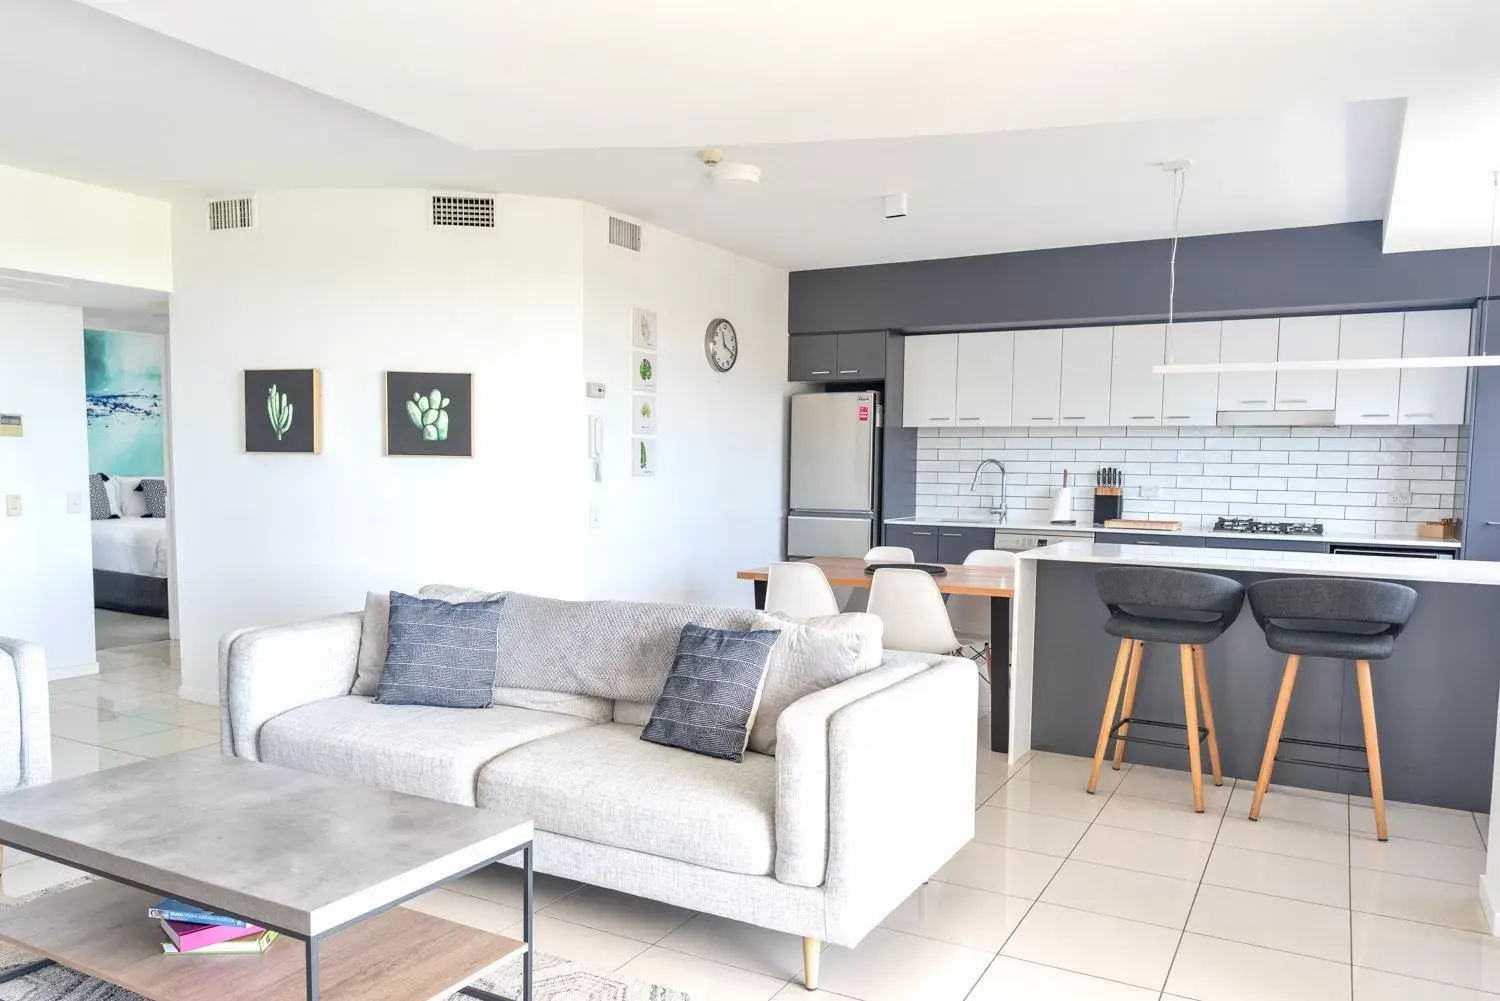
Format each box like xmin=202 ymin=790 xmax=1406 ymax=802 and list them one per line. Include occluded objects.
xmin=1328 ymin=544 xmax=1455 ymax=560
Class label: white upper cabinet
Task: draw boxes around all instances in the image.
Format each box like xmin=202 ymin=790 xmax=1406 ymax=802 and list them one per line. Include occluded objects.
xmin=1162 ymin=321 xmax=1221 ymax=425
xmin=901 ymin=333 xmax=958 ymax=427
xmin=1217 ymin=318 xmax=1279 ymax=411
xmin=1059 ymin=326 xmax=1113 ymax=426
xmin=1274 ymin=315 xmax=1340 ymax=410
xmin=955 ymin=331 xmax=1014 ymax=428
xmin=1335 ymin=312 xmax=1404 ymax=425
xmin=1011 ymin=329 xmax=1063 ymax=426
xmin=1399 ymin=309 xmax=1472 ymax=425
xmin=1109 ymin=324 xmax=1165 ymax=426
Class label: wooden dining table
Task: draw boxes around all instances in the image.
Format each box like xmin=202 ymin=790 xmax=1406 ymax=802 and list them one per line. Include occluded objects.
xmin=736 ymin=557 xmax=1016 ymax=753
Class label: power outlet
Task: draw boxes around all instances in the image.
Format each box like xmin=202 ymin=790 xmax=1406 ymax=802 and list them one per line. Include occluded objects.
xmin=66 ymin=491 xmax=83 ymax=514
xmin=1139 ymin=485 xmax=1161 ymax=500
xmin=1384 ymin=489 xmax=1412 ymax=507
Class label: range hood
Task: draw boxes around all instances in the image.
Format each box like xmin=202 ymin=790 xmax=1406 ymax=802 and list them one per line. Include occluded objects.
xmin=1216 ymin=409 xmax=1335 ymax=428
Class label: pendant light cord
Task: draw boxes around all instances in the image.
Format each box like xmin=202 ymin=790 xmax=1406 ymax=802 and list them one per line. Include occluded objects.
xmin=1165 ymin=165 xmax=1187 ymax=360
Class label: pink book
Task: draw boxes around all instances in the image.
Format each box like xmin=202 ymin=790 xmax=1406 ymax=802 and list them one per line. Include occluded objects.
xmin=160 ymin=918 xmax=265 ymax=953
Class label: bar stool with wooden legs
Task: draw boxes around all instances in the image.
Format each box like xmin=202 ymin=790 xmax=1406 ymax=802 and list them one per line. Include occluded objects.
xmin=1087 ymin=567 xmax=1246 ymax=812
xmin=1245 ymin=577 xmax=1417 ymax=841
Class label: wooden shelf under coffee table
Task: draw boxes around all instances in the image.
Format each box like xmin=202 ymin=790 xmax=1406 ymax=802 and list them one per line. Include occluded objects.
xmin=0 ymin=750 xmax=536 ymax=1001
xmin=0 ymin=881 xmax=525 ymax=1001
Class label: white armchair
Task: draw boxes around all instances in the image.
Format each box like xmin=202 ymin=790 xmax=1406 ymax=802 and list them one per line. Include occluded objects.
xmin=0 ymin=638 xmax=51 ymax=789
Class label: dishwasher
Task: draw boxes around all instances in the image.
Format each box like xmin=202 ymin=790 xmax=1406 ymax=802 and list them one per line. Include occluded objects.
xmin=1328 ymin=543 xmax=1455 ymax=560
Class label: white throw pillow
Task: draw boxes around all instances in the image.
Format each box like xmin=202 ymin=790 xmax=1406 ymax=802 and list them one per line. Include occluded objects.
xmin=101 ymin=476 xmax=124 ymax=518
xmin=785 ymin=612 xmax=883 ymax=669
xmin=746 ymin=614 xmax=875 ymax=755
xmin=116 ymin=477 xmax=148 ymax=516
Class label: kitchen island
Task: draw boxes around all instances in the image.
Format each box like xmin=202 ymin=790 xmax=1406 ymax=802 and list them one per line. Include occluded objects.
xmin=1010 ymin=541 xmax=1500 ymax=931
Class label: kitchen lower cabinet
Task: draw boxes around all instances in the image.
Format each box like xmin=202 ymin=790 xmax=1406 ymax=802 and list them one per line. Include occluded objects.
xmin=1214 ymin=537 xmax=1331 ymax=554
xmin=1098 ymin=532 xmax=1206 ymax=547
xmin=937 ymin=526 xmax=997 ymax=564
xmin=883 ymin=523 xmax=939 ymax=563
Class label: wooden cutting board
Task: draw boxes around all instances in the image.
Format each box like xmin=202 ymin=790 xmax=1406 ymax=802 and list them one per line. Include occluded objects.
xmin=1102 ymin=519 xmax=1183 ymax=531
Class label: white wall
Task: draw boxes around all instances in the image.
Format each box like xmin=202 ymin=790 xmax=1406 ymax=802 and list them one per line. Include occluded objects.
xmin=580 ymin=205 xmax=790 ymax=604
xmin=0 ymin=164 xmax=172 ymax=291
xmin=0 ymin=300 xmax=97 ymax=675
xmin=169 ymin=190 xmax=590 ymax=702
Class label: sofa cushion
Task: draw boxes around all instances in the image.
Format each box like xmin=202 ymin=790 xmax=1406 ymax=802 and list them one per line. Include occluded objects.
xmin=491 ymin=594 xmax=771 ymax=703
xmin=477 ymin=723 xmax=776 ymax=876
xmin=258 ymin=696 xmax=591 ymax=806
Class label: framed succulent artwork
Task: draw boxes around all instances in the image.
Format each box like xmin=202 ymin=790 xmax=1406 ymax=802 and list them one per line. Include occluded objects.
xmin=243 ymin=369 xmax=320 ymax=453
xmin=385 ymin=372 xmax=473 ymax=457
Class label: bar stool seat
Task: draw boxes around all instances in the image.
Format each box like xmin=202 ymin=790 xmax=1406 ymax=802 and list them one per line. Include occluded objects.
xmin=1088 ymin=567 xmax=1246 ymax=813
xmin=1246 ymin=576 xmax=1417 ymax=842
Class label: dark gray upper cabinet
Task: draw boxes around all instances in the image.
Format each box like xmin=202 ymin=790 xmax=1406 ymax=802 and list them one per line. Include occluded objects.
xmin=832 ymin=331 xmax=887 ymax=381
xmin=788 ymin=331 xmax=887 ymax=382
xmin=788 ymin=334 xmax=838 ymax=381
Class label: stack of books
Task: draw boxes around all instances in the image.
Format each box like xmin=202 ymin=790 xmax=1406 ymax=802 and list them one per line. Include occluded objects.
xmin=148 ymin=898 xmax=279 ymax=956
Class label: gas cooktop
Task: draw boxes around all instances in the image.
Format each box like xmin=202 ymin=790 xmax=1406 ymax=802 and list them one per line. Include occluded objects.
xmin=1213 ymin=517 xmax=1325 ymax=536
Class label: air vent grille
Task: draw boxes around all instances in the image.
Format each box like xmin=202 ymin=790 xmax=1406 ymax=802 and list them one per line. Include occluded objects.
xmin=207 ymin=197 xmax=254 ymax=231
xmin=608 ymin=216 xmax=641 ymax=251
xmin=431 ymin=195 xmax=495 ymax=228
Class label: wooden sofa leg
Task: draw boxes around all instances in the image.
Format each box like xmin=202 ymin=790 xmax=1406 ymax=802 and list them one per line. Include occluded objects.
xmin=802 ymin=937 xmax=820 ymax=990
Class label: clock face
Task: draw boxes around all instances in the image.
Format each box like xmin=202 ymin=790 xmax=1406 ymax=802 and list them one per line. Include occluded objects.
xmin=705 ymin=318 xmax=738 ymax=372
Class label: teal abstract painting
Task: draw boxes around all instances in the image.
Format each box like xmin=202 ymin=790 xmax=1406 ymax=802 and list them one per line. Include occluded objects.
xmin=84 ymin=329 xmax=164 ymax=476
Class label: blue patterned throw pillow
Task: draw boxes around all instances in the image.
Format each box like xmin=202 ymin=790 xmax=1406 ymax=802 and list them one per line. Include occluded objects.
xmin=375 ymin=592 xmax=506 ymax=709
xmin=641 ymin=624 xmax=781 ymax=762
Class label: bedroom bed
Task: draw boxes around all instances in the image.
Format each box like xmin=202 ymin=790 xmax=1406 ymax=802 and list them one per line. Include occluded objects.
xmin=91 ymin=516 xmax=169 ymax=618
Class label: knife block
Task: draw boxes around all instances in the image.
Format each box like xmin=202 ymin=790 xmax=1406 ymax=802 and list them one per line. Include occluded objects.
xmin=1092 ymin=491 xmax=1122 ymax=526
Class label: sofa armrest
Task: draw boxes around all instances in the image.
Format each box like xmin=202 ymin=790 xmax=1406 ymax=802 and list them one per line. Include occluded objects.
xmin=773 ymin=656 xmax=941 ymax=888
xmin=0 ymin=638 xmax=50 ymax=787
xmin=219 ymin=613 xmax=362 ymax=761
xmin=822 ymin=657 xmax=976 ymax=945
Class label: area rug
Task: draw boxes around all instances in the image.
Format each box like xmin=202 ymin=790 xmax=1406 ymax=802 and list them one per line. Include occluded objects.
xmin=0 ymin=879 xmax=691 ymax=1001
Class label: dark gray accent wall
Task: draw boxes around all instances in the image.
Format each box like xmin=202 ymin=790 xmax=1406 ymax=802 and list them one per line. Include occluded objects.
xmin=790 ymin=222 xmax=1500 ymax=335
xmin=880 ymin=333 xmax=916 ymax=522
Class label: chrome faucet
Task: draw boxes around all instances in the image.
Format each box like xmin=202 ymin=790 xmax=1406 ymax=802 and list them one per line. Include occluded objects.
xmin=969 ymin=458 xmax=1007 ymax=522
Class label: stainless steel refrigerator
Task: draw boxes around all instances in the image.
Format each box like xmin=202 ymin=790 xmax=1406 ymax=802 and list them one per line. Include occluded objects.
xmin=786 ymin=391 xmax=880 ymax=558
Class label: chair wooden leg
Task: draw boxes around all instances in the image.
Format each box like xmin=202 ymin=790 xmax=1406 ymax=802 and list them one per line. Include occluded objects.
xmin=1193 ymin=644 xmax=1223 ymax=787
xmin=802 ymin=937 xmax=820 ymax=990
xmin=1089 ymin=638 xmax=1133 ymax=794
xmin=1356 ymin=659 xmax=1388 ymax=841
xmin=1250 ymin=654 xmax=1301 ymax=821
xmin=1179 ymin=644 xmax=1204 ymax=813
xmin=1111 ymin=640 xmax=1144 ymax=771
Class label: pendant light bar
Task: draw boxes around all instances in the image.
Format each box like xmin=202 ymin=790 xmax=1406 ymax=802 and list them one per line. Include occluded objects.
xmin=1154 ymin=355 xmax=1500 ymax=375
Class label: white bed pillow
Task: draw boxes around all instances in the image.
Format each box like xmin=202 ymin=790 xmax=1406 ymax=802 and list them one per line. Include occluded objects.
xmin=115 ymin=477 xmax=148 ymax=517
xmin=101 ymin=476 xmax=124 ymax=518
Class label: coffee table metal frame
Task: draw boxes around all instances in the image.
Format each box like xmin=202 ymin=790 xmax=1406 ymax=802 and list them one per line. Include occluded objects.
xmin=0 ymin=836 xmax=535 ymax=1001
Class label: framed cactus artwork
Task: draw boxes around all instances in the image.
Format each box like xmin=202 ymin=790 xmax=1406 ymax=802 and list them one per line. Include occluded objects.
xmin=384 ymin=371 xmax=473 ymax=457
xmin=243 ymin=369 xmax=320 ymax=453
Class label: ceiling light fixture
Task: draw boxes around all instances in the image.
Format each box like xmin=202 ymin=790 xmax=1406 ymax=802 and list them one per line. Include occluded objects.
xmin=696 ymin=148 xmax=761 ymax=186
xmin=1156 ymin=169 xmax=1500 ymax=376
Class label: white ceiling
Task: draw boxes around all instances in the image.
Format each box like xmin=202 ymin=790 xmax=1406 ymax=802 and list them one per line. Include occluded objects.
xmin=0 ymin=0 xmax=1495 ymax=270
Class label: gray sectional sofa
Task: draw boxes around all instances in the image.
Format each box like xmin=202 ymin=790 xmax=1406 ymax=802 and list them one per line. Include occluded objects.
xmin=218 ymin=589 xmax=976 ymax=989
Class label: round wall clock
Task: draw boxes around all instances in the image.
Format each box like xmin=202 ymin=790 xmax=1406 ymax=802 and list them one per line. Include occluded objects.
xmin=704 ymin=318 xmax=739 ymax=372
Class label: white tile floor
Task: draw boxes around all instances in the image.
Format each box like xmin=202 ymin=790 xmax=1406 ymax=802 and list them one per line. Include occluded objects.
xmin=18 ymin=647 xmax=1500 ymax=1000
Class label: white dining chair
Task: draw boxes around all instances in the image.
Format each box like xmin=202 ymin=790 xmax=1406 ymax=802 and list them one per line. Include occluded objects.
xmin=843 ymin=545 xmax=916 ymax=612
xmin=764 ymin=561 xmax=840 ymax=618
xmin=868 ymin=567 xmax=960 ymax=655
xmin=947 ymin=550 xmax=1017 ymax=683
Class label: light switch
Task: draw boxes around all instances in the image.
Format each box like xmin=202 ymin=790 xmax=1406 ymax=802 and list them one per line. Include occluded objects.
xmin=4 ymin=495 xmax=20 ymax=517
xmin=66 ymin=492 xmax=84 ymax=514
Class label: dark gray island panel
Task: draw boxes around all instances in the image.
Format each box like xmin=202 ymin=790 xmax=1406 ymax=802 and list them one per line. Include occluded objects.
xmin=1028 ymin=557 xmax=1500 ymax=812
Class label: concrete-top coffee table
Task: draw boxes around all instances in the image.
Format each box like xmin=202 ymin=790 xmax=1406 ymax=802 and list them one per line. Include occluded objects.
xmin=0 ymin=750 xmax=534 ymax=1001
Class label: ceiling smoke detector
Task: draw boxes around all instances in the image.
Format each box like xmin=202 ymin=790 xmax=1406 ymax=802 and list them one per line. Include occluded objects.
xmin=697 ymin=148 xmax=761 ymax=186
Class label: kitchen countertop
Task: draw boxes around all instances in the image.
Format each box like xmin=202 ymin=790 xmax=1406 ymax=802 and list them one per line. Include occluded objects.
xmin=1020 ymin=540 xmax=1496 ymax=584
xmin=883 ymin=515 xmax=1463 ymax=550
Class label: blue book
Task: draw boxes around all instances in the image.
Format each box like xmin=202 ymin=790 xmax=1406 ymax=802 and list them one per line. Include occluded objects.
xmin=146 ymin=898 xmax=254 ymax=929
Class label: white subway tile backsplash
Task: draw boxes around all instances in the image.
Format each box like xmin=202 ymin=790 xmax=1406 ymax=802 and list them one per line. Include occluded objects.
xmin=912 ymin=424 xmax=1464 ymax=532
